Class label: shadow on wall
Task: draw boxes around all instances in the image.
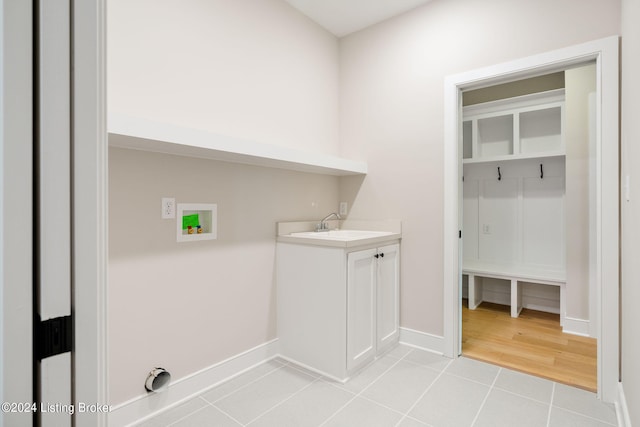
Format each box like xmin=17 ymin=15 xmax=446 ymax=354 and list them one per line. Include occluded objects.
xmin=339 ymin=174 xmax=367 ymax=219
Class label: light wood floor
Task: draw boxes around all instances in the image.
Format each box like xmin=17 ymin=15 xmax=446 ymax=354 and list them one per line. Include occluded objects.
xmin=462 ymin=300 xmax=597 ymax=392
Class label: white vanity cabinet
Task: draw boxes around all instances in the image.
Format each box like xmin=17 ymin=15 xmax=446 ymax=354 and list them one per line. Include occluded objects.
xmin=346 ymin=244 xmax=400 ymax=372
xmin=277 ymin=240 xmax=400 ymax=382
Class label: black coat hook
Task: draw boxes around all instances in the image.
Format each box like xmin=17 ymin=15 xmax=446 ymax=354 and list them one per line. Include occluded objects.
xmin=497 ymin=166 xmax=502 ymax=181
xmin=540 ymin=163 xmax=544 ymax=179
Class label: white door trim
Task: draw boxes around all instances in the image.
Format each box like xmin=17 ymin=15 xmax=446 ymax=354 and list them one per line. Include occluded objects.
xmin=72 ymin=1 xmax=108 ymax=426
xmin=443 ymin=36 xmax=620 ymax=402
xmin=1 ymin=1 xmax=34 ymax=425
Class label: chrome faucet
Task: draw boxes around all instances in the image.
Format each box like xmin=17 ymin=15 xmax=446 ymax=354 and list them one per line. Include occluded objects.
xmin=316 ymin=212 xmax=341 ymax=232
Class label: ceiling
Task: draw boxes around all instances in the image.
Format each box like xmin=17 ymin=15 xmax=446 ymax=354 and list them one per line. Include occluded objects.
xmin=284 ymin=0 xmax=433 ymax=37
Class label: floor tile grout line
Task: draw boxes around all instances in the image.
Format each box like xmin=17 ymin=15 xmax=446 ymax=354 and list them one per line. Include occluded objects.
xmin=166 ymin=401 xmax=213 ymax=427
xmin=397 ymin=354 xmax=453 ymax=374
xmin=201 ymin=362 xmax=288 ymax=405
xmin=399 ymin=414 xmax=433 ymax=427
xmin=197 ymin=396 xmax=245 ymax=427
xmin=145 ymin=396 xmax=211 ymax=427
xmin=440 ymin=369 xmax=498 ymax=389
xmin=205 ymin=402 xmax=246 ymax=427
xmin=318 ymin=350 xmax=409 ymax=427
xmin=316 ymin=377 xmax=358 ymax=397
xmin=392 ymin=357 xmax=455 ymax=427
xmin=241 ymin=377 xmax=321 ymax=426
xmin=491 ymin=382 xmax=556 ymax=406
xmin=358 ymin=394 xmax=418 ymax=419
xmin=550 ymin=405 xmax=619 ymax=426
xmin=546 ymin=383 xmax=556 ymax=427
xmin=469 ymin=367 xmax=501 ymax=427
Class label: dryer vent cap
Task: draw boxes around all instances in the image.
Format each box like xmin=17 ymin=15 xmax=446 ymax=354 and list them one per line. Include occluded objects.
xmin=145 ymin=367 xmax=171 ymax=393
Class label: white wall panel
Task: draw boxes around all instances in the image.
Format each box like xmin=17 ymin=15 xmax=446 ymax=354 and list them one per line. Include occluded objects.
xmin=479 ymin=178 xmax=518 ymax=264
xmin=522 ymin=176 xmax=565 ymax=268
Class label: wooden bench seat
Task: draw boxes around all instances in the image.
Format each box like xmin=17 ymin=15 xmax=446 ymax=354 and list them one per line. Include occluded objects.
xmin=462 ymin=261 xmax=566 ymax=320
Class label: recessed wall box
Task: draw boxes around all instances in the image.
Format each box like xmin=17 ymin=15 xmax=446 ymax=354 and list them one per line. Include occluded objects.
xmin=176 ymin=203 xmax=217 ymax=242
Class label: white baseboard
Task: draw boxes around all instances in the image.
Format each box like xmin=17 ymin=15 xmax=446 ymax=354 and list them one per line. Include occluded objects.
xmin=109 ymin=339 xmax=280 ymax=427
xmin=276 ymin=354 xmax=347 ymax=384
xmin=562 ymin=316 xmax=591 ymax=337
xmin=399 ymin=327 xmax=445 ymax=355
xmin=617 ymin=382 xmax=632 ymax=427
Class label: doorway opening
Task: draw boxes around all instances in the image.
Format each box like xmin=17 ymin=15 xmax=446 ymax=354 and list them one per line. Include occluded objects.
xmin=443 ymin=36 xmax=619 ymax=402
xmin=459 ymin=68 xmax=598 ymax=391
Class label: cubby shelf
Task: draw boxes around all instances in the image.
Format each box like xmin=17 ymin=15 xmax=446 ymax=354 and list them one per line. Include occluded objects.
xmin=463 ymin=89 xmax=565 ymax=163
xmin=108 ymin=113 xmax=368 ymax=176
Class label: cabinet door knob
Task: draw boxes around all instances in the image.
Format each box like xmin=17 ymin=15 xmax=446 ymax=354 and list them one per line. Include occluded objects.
xmin=374 ymin=254 xmax=379 ymax=259
xmin=380 ymin=253 xmax=384 ymax=258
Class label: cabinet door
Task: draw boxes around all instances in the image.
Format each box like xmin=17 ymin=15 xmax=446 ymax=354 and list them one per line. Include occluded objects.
xmin=347 ymin=248 xmax=377 ymax=372
xmin=377 ymin=244 xmax=400 ymax=353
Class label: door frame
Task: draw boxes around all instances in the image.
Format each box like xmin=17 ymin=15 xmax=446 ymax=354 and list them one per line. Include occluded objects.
xmin=72 ymin=0 xmax=108 ymax=425
xmin=1 ymin=1 xmax=34 ymax=425
xmin=443 ymin=36 xmax=619 ymax=402
xmin=3 ymin=1 xmax=108 ymax=425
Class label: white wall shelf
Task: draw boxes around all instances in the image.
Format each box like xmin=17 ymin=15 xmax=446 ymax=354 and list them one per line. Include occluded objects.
xmin=462 ymin=151 xmax=565 ymax=164
xmin=177 ymin=203 xmax=217 ymax=242
xmin=108 ymin=113 xmax=367 ymax=176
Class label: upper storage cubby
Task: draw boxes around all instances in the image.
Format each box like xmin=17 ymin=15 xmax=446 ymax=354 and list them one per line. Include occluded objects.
xmin=462 ymin=89 xmax=565 ymax=163
xmin=519 ymin=106 xmax=562 ymax=154
xmin=477 ymin=114 xmax=514 ymax=157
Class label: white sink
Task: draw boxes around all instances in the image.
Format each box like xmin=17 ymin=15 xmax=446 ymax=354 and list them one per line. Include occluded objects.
xmin=289 ymin=230 xmax=394 ymax=241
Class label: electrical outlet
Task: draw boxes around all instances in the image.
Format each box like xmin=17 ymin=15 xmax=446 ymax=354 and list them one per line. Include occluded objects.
xmin=339 ymin=202 xmax=348 ymax=216
xmin=162 ymin=197 xmax=175 ymax=219
xmin=482 ymin=224 xmax=491 ymax=234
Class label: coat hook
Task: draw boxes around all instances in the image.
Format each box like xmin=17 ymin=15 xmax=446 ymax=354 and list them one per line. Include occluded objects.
xmin=497 ymin=166 xmax=502 ymax=181
xmin=540 ymin=163 xmax=544 ymax=179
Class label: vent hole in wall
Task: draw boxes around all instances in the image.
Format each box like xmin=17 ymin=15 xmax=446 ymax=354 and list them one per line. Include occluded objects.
xmin=145 ymin=368 xmax=171 ymax=393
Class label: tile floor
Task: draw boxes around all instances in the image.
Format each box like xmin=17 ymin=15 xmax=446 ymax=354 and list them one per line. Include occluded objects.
xmin=135 ymin=345 xmax=617 ymax=427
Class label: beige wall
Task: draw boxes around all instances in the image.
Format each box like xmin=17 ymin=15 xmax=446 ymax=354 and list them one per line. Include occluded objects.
xmin=109 ymin=148 xmax=339 ymax=403
xmin=108 ymin=0 xmax=340 ymax=155
xmin=339 ymin=0 xmax=620 ymax=335
xmin=107 ymin=0 xmax=342 ymax=405
xmin=621 ymin=0 xmax=640 ymax=422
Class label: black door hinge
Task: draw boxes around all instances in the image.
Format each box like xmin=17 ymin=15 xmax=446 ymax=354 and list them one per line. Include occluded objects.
xmin=35 ymin=315 xmax=72 ymax=360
